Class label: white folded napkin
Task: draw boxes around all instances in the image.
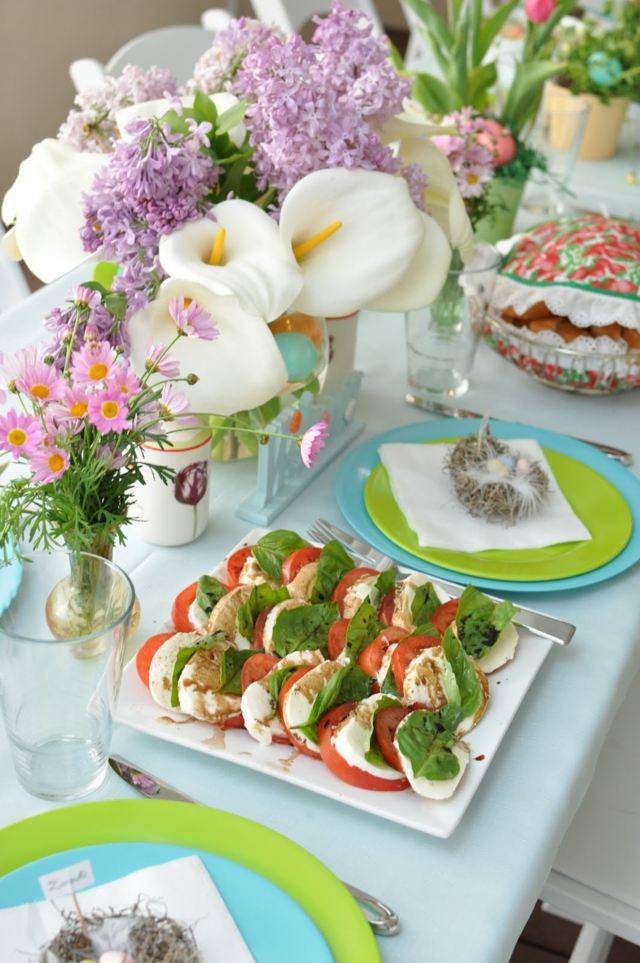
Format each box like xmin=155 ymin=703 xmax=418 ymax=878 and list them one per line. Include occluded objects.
xmin=379 ymin=439 xmax=591 ymax=553
xmin=1 ymin=854 xmax=254 ymax=962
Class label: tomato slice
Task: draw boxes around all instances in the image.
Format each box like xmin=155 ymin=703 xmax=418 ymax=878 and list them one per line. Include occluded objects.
xmin=391 ymin=634 xmax=441 ymax=695
xmin=374 ymin=705 xmax=409 ymax=772
xmin=227 ymin=545 xmax=253 ymax=587
xmin=318 ymin=703 xmax=409 ymax=791
xmin=241 ymin=652 xmax=279 ymax=692
xmin=136 ymin=632 xmax=175 ymax=688
xmin=171 ymin=581 xmax=199 ymax=632
xmin=327 ymin=618 xmax=349 ymax=660
xmin=358 ymin=626 xmax=408 ymax=678
xmin=379 ymin=590 xmax=396 ymax=626
xmin=277 ymin=666 xmax=321 ymax=758
xmin=220 ymin=713 xmax=244 ymax=729
xmin=431 ymin=598 xmax=459 ymax=635
xmin=252 ymin=605 xmax=274 ymax=649
xmin=332 ymin=567 xmax=379 ymax=615
xmin=282 ymin=546 xmax=321 ymax=584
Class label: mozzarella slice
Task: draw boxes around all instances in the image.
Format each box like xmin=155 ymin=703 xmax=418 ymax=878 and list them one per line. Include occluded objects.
xmin=342 ymin=574 xmax=379 ymax=619
xmin=402 ymin=646 xmax=453 ymax=711
xmin=286 ymin=561 xmax=319 ymax=601
xmin=241 ymin=649 xmax=324 ymax=745
xmin=394 ymin=714 xmax=469 ymax=800
xmin=261 ymin=598 xmax=307 ymax=654
xmin=148 ymin=632 xmax=202 ymax=710
xmin=475 ymin=622 xmax=519 ymax=674
xmin=207 ymin=584 xmax=252 ymax=639
xmin=455 ymin=663 xmax=489 ymax=737
xmin=376 ymin=643 xmax=399 ymax=686
xmin=178 ymin=646 xmax=241 ymax=724
xmin=391 ymin=574 xmax=449 ymax=632
xmin=281 ymin=660 xmax=343 ymax=752
xmin=332 ymin=693 xmax=405 ymax=781
xmin=238 ymin=554 xmax=276 ymax=588
xmin=188 ymin=596 xmax=209 ymax=631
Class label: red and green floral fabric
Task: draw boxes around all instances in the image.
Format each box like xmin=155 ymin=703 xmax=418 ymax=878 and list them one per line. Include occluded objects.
xmin=501 ymin=215 xmax=640 ymax=299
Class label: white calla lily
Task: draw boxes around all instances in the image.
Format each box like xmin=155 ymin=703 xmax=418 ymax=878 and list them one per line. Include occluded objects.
xmin=279 ymin=168 xmax=425 ymax=318
xmin=159 ymin=202 xmax=302 ymax=322
xmin=398 ymin=137 xmax=475 ymax=262
xmin=115 ymin=93 xmax=246 ymax=147
xmin=129 ymin=278 xmax=288 ymax=416
xmin=366 ymin=212 xmax=451 ymax=312
xmin=1 ymin=138 xmax=104 ymax=283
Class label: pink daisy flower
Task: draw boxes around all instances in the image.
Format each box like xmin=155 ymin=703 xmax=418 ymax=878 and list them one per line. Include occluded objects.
xmin=109 ymin=365 xmax=140 ymax=398
xmin=0 ymin=409 xmax=44 ymax=457
xmin=2 ymin=346 xmax=63 ymax=404
xmin=145 ymin=344 xmax=181 ymax=378
xmin=168 ymin=297 xmax=219 ymax=341
xmin=97 ymin=444 xmax=127 ymax=471
xmin=300 ymin=415 xmax=330 ymax=468
xmin=29 ymin=446 xmax=69 ymax=483
xmin=159 ymin=383 xmax=198 ymax=426
xmin=87 ymin=388 xmax=132 ymax=434
xmin=71 ymin=341 xmax=117 ymax=386
xmin=54 ymin=385 xmax=90 ymax=421
xmin=72 ymin=285 xmax=102 ymax=310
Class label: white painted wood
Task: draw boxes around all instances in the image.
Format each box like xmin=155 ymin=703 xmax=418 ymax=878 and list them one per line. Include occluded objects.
xmin=105 ymin=25 xmax=216 ymax=86
xmin=249 ymin=0 xmax=383 ymax=35
xmin=69 ymin=57 xmax=106 ymax=93
xmin=568 ymin=924 xmax=614 ymax=963
xmin=200 ymin=8 xmax=235 ymax=31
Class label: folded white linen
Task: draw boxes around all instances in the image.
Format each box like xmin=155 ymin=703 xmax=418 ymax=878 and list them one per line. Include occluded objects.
xmin=0 ymin=854 xmax=255 ymax=962
xmin=378 ymin=439 xmax=591 ymax=553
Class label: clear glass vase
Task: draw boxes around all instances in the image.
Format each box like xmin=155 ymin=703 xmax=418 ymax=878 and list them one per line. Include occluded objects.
xmin=405 ymin=249 xmax=502 ymax=400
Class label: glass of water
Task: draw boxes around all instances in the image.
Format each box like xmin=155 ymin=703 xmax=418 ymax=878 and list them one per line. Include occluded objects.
xmin=0 ymin=551 xmax=134 ymax=800
xmin=405 ymin=248 xmax=502 ymax=400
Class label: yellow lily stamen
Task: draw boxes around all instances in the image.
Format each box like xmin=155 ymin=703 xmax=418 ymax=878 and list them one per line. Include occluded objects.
xmin=293 ymin=221 xmax=342 ymax=261
xmin=208 ymin=227 xmax=226 ymax=266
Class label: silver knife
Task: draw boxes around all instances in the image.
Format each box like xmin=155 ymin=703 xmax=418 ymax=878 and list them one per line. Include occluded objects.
xmin=109 ymin=754 xmax=400 ymax=937
xmin=405 ymin=393 xmax=633 ymax=467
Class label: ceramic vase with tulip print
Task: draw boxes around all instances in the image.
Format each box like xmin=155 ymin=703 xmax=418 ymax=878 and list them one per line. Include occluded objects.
xmin=134 ymin=428 xmax=212 ymax=547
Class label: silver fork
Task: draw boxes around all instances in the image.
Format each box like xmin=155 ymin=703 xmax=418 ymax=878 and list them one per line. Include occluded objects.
xmin=307 ymin=518 xmax=575 ymax=646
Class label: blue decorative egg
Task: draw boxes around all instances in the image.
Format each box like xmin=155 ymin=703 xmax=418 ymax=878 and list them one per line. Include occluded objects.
xmin=588 ymin=52 xmax=623 ymax=88
xmin=274 ymin=332 xmax=319 ymax=383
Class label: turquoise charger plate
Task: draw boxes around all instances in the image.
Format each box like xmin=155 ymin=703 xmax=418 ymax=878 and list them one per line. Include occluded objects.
xmin=335 ymin=417 xmax=639 ymax=594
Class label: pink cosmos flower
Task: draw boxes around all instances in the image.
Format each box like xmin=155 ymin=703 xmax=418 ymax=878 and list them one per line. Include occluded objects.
xmin=145 ymin=344 xmax=181 ymax=378
xmin=109 ymin=366 xmax=141 ymax=398
xmin=300 ymin=415 xmax=330 ymax=468
xmin=71 ymin=341 xmax=117 ymax=386
xmin=159 ymin=383 xmax=198 ymax=427
xmin=168 ymin=297 xmax=219 ymax=341
xmin=2 ymin=346 xmax=63 ymax=404
xmin=29 ymin=446 xmax=70 ymax=483
xmin=524 ymin=0 xmax=556 ymax=22
xmin=0 ymin=409 xmax=44 ymax=457
xmin=87 ymin=388 xmax=132 ymax=434
xmin=72 ymin=285 xmax=103 ymax=311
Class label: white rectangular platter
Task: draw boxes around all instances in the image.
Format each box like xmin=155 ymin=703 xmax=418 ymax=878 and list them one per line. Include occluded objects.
xmin=115 ymin=528 xmax=554 ymax=838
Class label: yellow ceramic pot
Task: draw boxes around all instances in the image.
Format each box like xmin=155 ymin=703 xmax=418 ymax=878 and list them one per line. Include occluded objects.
xmin=546 ymin=81 xmax=629 ymax=161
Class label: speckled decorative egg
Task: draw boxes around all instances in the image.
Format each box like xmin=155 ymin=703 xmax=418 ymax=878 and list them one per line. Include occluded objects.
xmin=588 ymin=51 xmax=623 ymax=88
xmin=476 ymin=119 xmax=517 ymax=167
xmin=273 ymin=332 xmax=319 ymax=383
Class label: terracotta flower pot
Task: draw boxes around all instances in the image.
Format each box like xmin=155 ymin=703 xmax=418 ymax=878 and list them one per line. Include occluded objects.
xmin=546 ymin=81 xmax=629 ymax=161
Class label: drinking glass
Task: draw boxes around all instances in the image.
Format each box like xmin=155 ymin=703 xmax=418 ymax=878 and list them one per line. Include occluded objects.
xmin=0 ymin=551 xmax=134 ymax=800
xmin=405 ymin=249 xmax=502 ymax=400
xmin=521 ymin=98 xmax=591 ymax=221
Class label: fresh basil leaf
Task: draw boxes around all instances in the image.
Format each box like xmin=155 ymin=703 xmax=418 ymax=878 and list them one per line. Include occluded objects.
xmin=272 ymin=601 xmax=339 ymax=657
xmin=219 ymin=647 xmax=255 ymax=695
xmin=381 ymin=665 xmax=401 ymax=697
xmin=374 ymin=567 xmax=397 ymax=600
xmin=343 ymin=601 xmax=382 ymax=663
xmin=267 ymin=666 xmax=296 ymax=704
xmin=196 ymin=575 xmax=227 ymax=616
xmin=236 ymin=583 xmax=289 ymax=642
xmin=363 ymin=695 xmax=402 ymax=768
xmin=412 ymin=622 xmax=440 ymax=638
xmin=170 ymin=632 xmax=226 ymax=708
xmin=456 ymin=586 xmax=517 ymax=660
xmin=296 ymin=665 xmax=372 ymax=744
xmin=253 ymin=530 xmax=308 ymax=580
xmin=396 ymin=711 xmax=460 ymax=781
xmin=411 ymin=582 xmax=441 ymax=627
xmin=437 ymin=627 xmax=482 ymax=732
xmin=310 ymin=540 xmax=354 ymax=603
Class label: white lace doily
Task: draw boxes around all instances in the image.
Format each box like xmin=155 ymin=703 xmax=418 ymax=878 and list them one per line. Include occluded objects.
xmin=491 ymin=275 xmax=640 ymax=330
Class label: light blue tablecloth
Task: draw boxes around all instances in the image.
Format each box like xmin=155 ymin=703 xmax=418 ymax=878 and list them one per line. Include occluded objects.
xmin=0 ymin=271 xmax=639 ymax=963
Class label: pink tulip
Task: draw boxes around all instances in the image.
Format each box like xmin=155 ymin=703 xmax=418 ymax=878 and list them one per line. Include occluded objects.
xmin=524 ymin=0 xmax=556 ymax=23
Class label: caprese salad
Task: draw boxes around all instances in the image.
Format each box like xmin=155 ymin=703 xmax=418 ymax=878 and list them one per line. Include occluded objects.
xmin=136 ymin=530 xmax=519 ymax=802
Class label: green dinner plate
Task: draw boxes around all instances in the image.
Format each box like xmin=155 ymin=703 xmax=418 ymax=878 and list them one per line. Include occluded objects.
xmin=0 ymin=800 xmax=379 ymax=963
xmin=365 ymin=443 xmax=632 ymax=582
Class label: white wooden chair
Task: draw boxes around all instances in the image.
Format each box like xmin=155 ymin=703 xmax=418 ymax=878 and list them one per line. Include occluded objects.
xmin=541 ymin=670 xmax=640 ymax=962
xmin=69 ymin=8 xmax=234 ymax=93
xmin=248 ymin=0 xmax=383 ymax=35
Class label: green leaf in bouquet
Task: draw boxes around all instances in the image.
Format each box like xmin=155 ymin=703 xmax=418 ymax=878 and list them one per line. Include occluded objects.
xmin=468 ymin=62 xmax=498 ymax=108
xmin=91 ymin=262 xmax=119 ymax=290
xmin=404 ymin=0 xmax=453 ymax=50
xmin=477 ymin=0 xmax=520 ymax=62
xmin=104 ymin=292 xmax=127 ymax=322
xmin=193 ymin=90 xmax=219 ymax=126
xmin=216 ymin=100 xmax=247 ymax=136
xmin=387 ymin=40 xmax=407 ymax=75
xmin=158 ymin=109 xmax=190 ymax=136
xmin=413 ymin=73 xmax=458 ymax=115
